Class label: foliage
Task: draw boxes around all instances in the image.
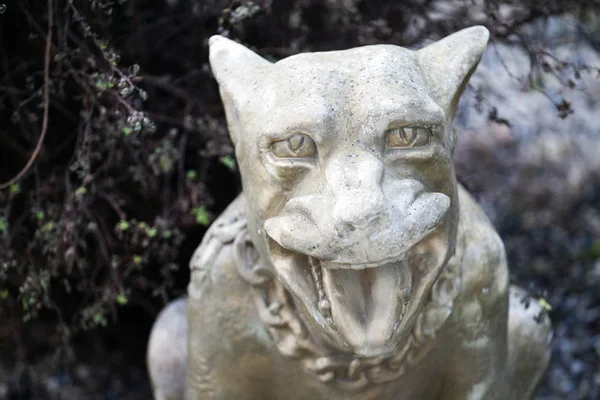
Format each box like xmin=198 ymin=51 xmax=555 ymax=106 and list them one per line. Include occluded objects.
xmin=0 ymin=0 xmax=232 ymax=349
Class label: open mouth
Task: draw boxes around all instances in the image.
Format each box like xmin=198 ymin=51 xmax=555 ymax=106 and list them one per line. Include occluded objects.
xmin=270 ymin=242 xmax=413 ymax=356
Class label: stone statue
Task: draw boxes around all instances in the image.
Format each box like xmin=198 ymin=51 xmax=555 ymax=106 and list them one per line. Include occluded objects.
xmin=147 ymin=26 xmax=552 ymax=400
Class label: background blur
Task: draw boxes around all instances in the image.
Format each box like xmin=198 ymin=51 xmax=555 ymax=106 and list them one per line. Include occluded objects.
xmin=0 ymin=1 xmax=599 ymax=399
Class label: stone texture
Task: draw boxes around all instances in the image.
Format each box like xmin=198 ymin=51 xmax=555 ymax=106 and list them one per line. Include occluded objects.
xmin=147 ymin=26 xmax=551 ymax=400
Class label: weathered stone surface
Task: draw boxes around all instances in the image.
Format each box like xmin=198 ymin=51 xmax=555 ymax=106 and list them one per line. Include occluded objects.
xmin=147 ymin=26 xmax=551 ymax=400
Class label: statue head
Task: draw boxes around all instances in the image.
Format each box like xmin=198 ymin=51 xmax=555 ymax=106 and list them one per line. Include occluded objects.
xmin=209 ymin=27 xmax=489 ymax=357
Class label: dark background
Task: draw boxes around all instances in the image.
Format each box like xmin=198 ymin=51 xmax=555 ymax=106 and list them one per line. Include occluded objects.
xmin=0 ymin=0 xmax=599 ymax=399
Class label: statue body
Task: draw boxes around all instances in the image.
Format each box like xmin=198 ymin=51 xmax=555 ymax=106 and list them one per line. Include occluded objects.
xmin=147 ymin=27 xmax=551 ymax=400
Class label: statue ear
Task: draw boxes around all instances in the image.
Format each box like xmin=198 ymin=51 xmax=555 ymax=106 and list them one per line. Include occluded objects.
xmin=417 ymin=26 xmax=489 ymax=120
xmin=208 ymin=36 xmax=272 ymax=144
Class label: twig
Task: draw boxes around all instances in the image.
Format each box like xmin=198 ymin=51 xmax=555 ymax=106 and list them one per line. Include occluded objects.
xmin=0 ymin=0 xmax=53 ymax=189
xmin=141 ymin=75 xmax=193 ymax=103
xmin=177 ymin=132 xmax=188 ymax=200
xmin=98 ymin=191 xmax=125 ymax=220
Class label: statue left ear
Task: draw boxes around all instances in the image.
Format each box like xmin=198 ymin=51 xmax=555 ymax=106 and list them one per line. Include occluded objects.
xmin=208 ymin=36 xmax=272 ymax=146
xmin=417 ymin=26 xmax=489 ymax=120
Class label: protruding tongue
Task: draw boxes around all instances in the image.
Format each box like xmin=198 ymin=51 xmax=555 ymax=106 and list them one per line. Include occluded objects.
xmin=321 ymin=262 xmax=407 ymax=356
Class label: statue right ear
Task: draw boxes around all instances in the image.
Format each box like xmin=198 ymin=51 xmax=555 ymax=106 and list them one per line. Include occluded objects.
xmin=416 ymin=26 xmax=489 ymax=121
xmin=209 ymin=36 xmax=272 ymax=145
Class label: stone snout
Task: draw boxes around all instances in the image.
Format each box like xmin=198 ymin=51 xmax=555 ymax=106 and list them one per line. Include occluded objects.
xmin=263 ymin=152 xmax=451 ymax=356
xmin=263 ymin=152 xmax=451 ymax=267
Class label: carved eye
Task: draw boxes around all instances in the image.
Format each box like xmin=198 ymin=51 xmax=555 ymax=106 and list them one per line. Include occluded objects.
xmin=270 ymin=133 xmax=317 ymax=158
xmin=385 ymin=127 xmax=431 ymax=148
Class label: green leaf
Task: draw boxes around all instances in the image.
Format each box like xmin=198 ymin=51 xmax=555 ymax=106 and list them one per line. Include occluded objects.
xmin=118 ymin=220 xmax=130 ymax=231
xmin=41 ymin=222 xmax=54 ymax=232
xmin=537 ymin=297 xmax=552 ymax=312
xmin=191 ymin=207 xmax=211 ymax=226
xmin=132 ymin=255 xmax=142 ymax=264
xmin=95 ymin=80 xmax=108 ymax=90
xmin=35 ymin=211 xmax=45 ymax=221
xmin=219 ymin=155 xmax=236 ymax=171
xmin=159 ymin=155 xmax=173 ymax=173
xmin=9 ymin=183 xmax=20 ymax=194
xmin=147 ymin=227 xmax=158 ymax=238
xmin=116 ymin=293 xmax=128 ymax=305
xmin=40 ymin=276 xmax=50 ymax=290
xmin=186 ymin=170 xmax=197 ymax=180
xmin=0 ymin=217 xmax=7 ymax=233
xmin=93 ymin=312 xmax=107 ymax=325
xmin=122 ymin=126 xmax=133 ymax=135
xmin=75 ymin=187 xmax=87 ymax=197
xmin=0 ymin=289 xmax=8 ymax=299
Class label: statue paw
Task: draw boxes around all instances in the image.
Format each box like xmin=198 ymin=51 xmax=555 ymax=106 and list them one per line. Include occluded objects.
xmin=147 ymin=297 xmax=188 ymax=400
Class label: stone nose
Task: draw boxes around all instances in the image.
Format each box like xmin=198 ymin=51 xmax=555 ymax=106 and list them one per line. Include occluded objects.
xmin=327 ymin=151 xmax=389 ymax=239
xmin=333 ymin=202 xmax=388 ymax=238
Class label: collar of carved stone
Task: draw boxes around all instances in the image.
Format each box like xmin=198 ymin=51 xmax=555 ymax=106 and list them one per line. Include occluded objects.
xmin=229 ymin=223 xmax=462 ymax=390
xmin=189 ymin=205 xmax=462 ymax=390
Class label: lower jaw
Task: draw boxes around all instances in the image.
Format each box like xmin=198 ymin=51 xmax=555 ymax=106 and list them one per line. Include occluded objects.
xmin=313 ymin=258 xmax=412 ymax=357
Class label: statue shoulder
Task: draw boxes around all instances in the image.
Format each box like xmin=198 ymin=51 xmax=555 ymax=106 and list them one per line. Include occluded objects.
xmin=187 ymin=194 xmax=248 ymax=300
xmin=454 ymin=185 xmax=509 ymax=311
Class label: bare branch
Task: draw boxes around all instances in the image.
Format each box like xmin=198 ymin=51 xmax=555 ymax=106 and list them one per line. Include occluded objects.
xmin=0 ymin=0 xmax=53 ymax=189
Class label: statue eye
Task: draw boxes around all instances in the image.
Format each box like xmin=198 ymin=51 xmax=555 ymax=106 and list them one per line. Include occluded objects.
xmin=270 ymin=133 xmax=317 ymax=158
xmin=385 ymin=127 xmax=431 ymax=148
